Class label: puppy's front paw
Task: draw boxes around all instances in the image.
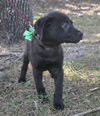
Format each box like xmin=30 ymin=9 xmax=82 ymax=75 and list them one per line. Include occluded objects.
xmin=18 ymin=78 xmax=26 ymax=83
xmin=54 ymin=102 xmax=64 ymax=110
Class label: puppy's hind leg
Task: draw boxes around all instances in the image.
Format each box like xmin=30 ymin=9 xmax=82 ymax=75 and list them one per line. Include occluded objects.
xmin=18 ymin=53 xmax=29 ymax=83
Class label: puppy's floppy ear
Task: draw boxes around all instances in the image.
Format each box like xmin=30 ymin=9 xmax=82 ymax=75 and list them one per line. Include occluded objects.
xmin=34 ymin=16 xmax=53 ymax=40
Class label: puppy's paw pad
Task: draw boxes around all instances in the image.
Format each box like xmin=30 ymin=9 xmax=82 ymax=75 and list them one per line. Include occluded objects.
xmin=18 ymin=78 xmax=26 ymax=83
xmin=54 ymin=103 xmax=64 ymax=110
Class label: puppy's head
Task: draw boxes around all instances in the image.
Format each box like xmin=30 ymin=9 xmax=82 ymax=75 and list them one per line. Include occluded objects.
xmin=34 ymin=11 xmax=83 ymax=47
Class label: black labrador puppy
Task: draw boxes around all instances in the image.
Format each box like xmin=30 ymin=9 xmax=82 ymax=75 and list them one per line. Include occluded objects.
xmin=18 ymin=11 xmax=83 ymax=110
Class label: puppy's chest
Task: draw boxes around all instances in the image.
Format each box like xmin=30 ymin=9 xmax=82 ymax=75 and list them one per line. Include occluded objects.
xmin=33 ymin=47 xmax=62 ymax=69
xmin=39 ymin=48 xmax=59 ymax=62
xmin=41 ymin=48 xmax=57 ymax=57
xmin=36 ymin=56 xmax=59 ymax=70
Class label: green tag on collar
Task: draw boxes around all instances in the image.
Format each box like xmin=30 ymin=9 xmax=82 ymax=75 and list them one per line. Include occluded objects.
xmin=23 ymin=27 xmax=35 ymax=41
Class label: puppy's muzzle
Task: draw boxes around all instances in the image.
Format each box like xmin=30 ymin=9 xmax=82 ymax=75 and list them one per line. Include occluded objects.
xmin=78 ymin=31 xmax=83 ymax=40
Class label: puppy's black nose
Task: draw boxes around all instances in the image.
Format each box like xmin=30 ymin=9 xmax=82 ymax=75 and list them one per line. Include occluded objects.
xmin=78 ymin=31 xmax=83 ymax=39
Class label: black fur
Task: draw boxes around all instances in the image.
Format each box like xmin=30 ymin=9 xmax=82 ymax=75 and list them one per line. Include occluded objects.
xmin=18 ymin=11 xmax=83 ymax=110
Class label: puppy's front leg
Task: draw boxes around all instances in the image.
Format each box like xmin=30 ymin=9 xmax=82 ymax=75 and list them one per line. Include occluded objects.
xmin=50 ymin=68 xmax=64 ymax=110
xmin=32 ymin=68 xmax=47 ymax=99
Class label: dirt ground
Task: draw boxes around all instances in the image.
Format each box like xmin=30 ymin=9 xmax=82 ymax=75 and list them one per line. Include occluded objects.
xmin=0 ymin=0 xmax=100 ymax=116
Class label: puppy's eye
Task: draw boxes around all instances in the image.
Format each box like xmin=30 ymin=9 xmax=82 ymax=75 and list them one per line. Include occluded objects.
xmin=62 ymin=23 xmax=67 ymax=29
xmin=62 ymin=23 xmax=69 ymax=31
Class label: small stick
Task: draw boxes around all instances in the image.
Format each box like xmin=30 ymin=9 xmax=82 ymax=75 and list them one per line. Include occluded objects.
xmin=73 ymin=107 xmax=100 ymax=116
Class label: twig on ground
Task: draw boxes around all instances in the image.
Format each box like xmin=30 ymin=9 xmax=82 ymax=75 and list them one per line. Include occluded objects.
xmin=73 ymin=107 xmax=100 ymax=116
xmin=90 ymin=87 xmax=99 ymax=92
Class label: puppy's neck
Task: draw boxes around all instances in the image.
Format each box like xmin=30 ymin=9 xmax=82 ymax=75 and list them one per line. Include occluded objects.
xmin=36 ymin=38 xmax=60 ymax=49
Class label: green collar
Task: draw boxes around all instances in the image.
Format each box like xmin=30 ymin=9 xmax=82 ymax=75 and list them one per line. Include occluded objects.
xmin=23 ymin=27 xmax=35 ymax=41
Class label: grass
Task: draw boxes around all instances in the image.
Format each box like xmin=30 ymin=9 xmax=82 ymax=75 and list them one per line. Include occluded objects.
xmin=0 ymin=50 xmax=100 ymax=116
xmin=72 ymin=15 xmax=100 ymax=26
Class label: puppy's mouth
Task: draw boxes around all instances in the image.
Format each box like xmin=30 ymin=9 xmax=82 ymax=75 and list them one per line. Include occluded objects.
xmin=73 ymin=31 xmax=83 ymax=43
xmin=74 ymin=40 xmax=81 ymax=44
xmin=65 ymin=37 xmax=82 ymax=44
xmin=73 ymin=33 xmax=83 ymax=43
xmin=74 ymin=38 xmax=82 ymax=43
